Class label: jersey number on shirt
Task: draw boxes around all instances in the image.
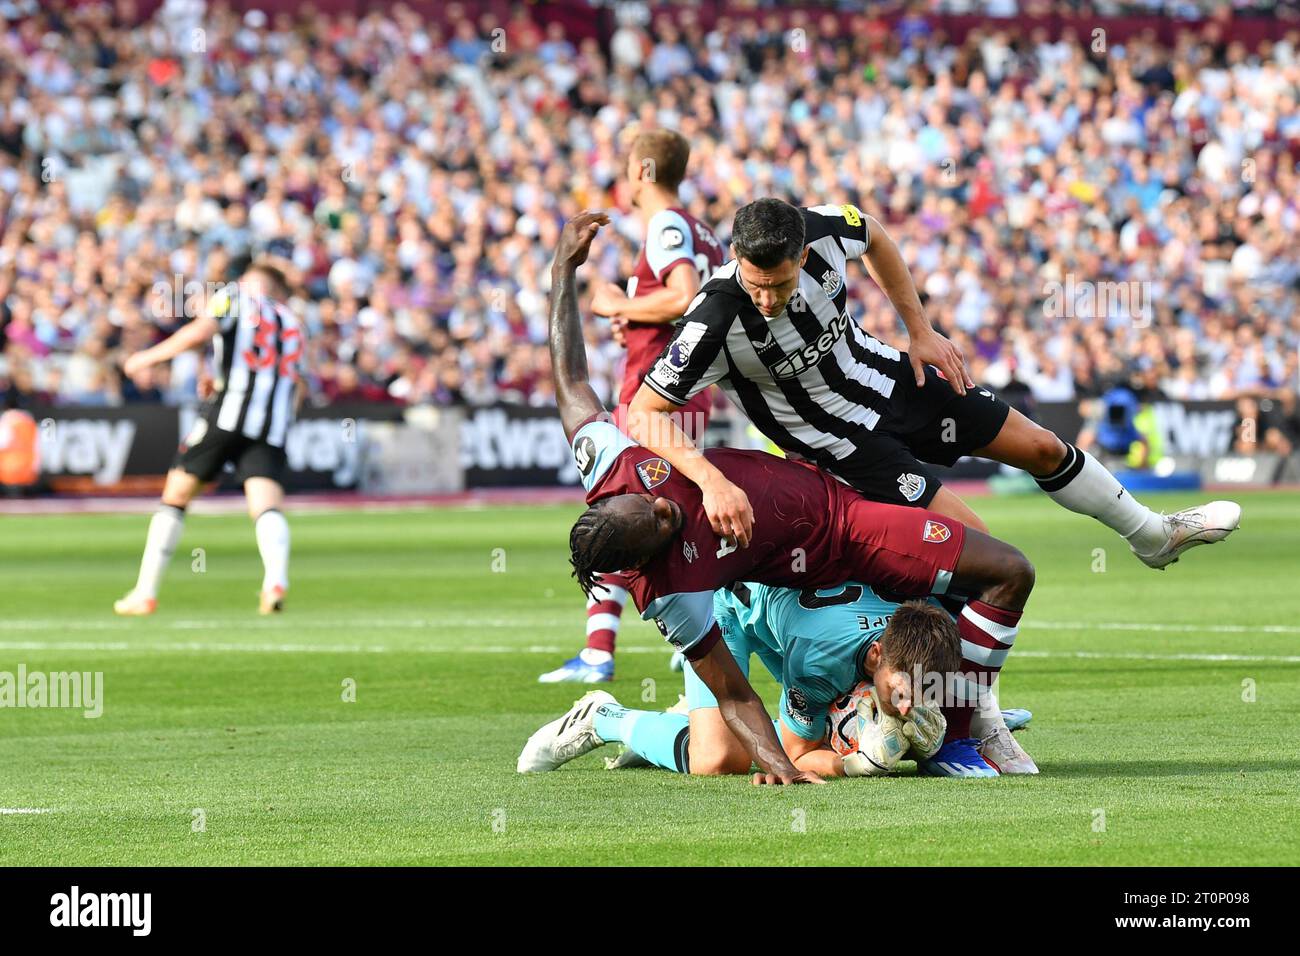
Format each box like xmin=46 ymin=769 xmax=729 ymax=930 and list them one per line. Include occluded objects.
xmin=797 ymin=585 xmax=864 ymax=610
xmin=243 ymin=318 xmax=302 ymax=381
xmin=627 ymin=254 xmax=717 ymax=299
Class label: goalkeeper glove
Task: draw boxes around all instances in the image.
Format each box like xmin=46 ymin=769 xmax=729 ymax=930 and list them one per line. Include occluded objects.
xmin=901 ymin=704 xmax=947 ymax=760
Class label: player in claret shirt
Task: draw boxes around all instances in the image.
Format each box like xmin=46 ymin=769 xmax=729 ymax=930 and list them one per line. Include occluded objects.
xmin=538 ymin=129 xmax=725 ymax=685
xmin=518 ymin=212 xmax=1037 ymax=783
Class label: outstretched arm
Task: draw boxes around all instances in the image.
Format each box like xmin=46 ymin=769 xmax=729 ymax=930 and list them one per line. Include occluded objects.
xmin=123 ymin=315 xmax=218 ymax=379
xmin=690 ymin=635 xmax=824 ymax=786
xmin=628 ymin=382 xmax=754 ymax=548
xmin=550 ymin=211 xmax=611 ymax=442
xmin=591 ymin=265 xmax=700 ymax=324
xmin=862 ymin=215 xmax=972 ymax=394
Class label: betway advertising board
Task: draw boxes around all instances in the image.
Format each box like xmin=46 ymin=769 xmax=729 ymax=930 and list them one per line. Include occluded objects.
xmin=29 ymin=400 xmax=1252 ymax=492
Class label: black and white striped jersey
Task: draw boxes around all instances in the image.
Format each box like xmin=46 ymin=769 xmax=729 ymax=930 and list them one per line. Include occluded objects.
xmin=207 ymin=288 xmax=304 ymax=448
xmin=643 ymin=203 xmax=908 ymax=468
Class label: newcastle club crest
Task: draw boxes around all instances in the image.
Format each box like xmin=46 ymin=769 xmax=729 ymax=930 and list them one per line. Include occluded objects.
xmin=897 ymin=472 xmax=926 ymax=502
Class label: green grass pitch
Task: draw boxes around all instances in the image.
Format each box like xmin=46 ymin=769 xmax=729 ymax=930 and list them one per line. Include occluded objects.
xmin=1 ymin=488 xmax=1297 ymax=866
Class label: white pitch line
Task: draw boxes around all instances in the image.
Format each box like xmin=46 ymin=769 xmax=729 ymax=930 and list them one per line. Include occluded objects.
xmin=1012 ymin=649 xmax=1300 ymax=664
xmin=1021 ymin=621 xmax=1300 ymax=636
xmin=2 ymin=618 xmax=1299 ymax=635
xmin=0 ymin=640 xmax=574 ymax=655
xmin=0 ymin=808 xmax=51 ymax=815
xmin=0 ymin=619 xmax=546 ymax=632
xmin=0 ymin=640 xmax=131 ymax=650
xmin=0 ymin=640 xmax=1296 ymax=664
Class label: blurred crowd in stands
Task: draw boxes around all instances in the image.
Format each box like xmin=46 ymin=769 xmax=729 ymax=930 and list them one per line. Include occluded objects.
xmin=0 ymin=0 xmax=1297 ymax=459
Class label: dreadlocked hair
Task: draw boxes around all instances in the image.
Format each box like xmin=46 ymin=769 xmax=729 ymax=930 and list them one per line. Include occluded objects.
xmin=569 ymin=499 xmax=637 ymax=600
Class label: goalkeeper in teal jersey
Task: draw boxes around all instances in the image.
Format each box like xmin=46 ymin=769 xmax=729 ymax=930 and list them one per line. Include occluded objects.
xmin=519 ymin=580 xmax=1038 ymax=778
xmin=690 ymin=582 xmax=951 ymax=776
xmin=525 ymin=581 xmax=961 ymax=779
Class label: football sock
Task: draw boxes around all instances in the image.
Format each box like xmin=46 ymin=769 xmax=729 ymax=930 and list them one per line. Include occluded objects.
xmin=946 ymin=600 xmax=1022 ymax=742
xmin=585 ymin=572 xmax=630 ymax=654
xmin=594 ymin=705 xmax=690 ymax=773
xmin=133 ymin=504 xmax=185 ymax=600
xmin=254 ymin=508 xmax=290 ymax=592
xmin=1034 ymin=444 xmax=1167 ymax=555
xmin=592 ymin=703 xmax=641 ymax=743
xmin=968 ymin=689 xmax=1005 ymax=741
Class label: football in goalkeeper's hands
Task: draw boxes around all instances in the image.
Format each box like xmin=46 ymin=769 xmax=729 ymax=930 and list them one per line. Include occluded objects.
xmin=825 ymin=680 xmax=872 ymax=757
xmin=827 ymin=681 xmax=939 ymax=762
xmin=828 ymin=681 xmax=912 ymax=757
xmin=840 ymin=689 xmax=910 ymax=777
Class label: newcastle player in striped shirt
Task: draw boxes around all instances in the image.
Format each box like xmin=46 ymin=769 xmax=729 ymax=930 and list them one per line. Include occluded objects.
xmin=114 ymin=263 xmax=304 ymax=617
xmin=627 ymin=198 xmax=1240 ymax=571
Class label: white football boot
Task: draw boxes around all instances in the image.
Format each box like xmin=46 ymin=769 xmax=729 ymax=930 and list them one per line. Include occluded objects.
xmin=978 ymin=719 xmax=1039 ymax=775
xmin=259 ymin=586 xmax=286 ymax=615
xmin=113 ymin=592 xmax=157 ymax=616
xmin=517 ymin=690 xmax=616 ymax=773
xmin=1133 ymin=500 xmax=1241 ymax=570
xmin=604 ymin=746 xmax=650 ymax=770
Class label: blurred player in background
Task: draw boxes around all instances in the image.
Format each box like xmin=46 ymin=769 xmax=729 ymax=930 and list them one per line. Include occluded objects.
xmin=113 ymin=264 xmax=305 ymax=617
xmin=538 ymin=129 xmax=725 ymax=683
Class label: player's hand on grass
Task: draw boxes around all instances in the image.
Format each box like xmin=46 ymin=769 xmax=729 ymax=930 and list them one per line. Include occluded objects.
xmin=751 ymin=768 xmax=826 ymax=786
xmin=907 ymin=327 xmax=973 ymax=396
xmin=700 ymin=472 xmax=753 ymax=548
xmin=553 ymin=211 xmax=610 ymax=271
xmin=901 ymin=704 xmax=947 ymax=760
xmin=843 ymin=694 xmax=907 ymax=777
xmin=589 ymin=281 xmax=626 ymax=318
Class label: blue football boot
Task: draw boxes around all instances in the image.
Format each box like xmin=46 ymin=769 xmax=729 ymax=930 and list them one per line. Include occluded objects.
xmin=917 ymin=738 xmax=1000 ymax=777
xmin=538 ymin=653 xmax=614 ymax=684
xmin=1001 ymin=708 xmax=1033 ymax=732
